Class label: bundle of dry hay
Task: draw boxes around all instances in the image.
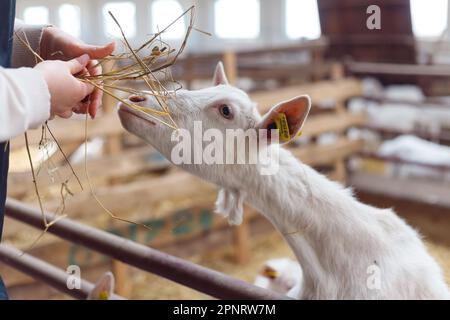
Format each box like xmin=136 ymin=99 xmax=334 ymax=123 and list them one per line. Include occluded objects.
xmin=14 ymin=5 xmax=208 ymax=248
xmin=18 ymin=6 xmax=204 ymax=129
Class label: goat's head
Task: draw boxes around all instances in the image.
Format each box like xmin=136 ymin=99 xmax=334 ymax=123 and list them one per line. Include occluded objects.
xmin=118 ymin=62 xmax=310 ymax=223
xmin=119 ymin=61 xmax=311 ymax=174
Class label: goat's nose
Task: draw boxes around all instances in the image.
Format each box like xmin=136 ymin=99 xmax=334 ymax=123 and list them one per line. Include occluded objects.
xmin=129 ymin=95 xmax=147 ymax=103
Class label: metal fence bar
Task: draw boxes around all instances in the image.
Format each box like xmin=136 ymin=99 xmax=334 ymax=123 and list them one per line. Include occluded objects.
xmin=0 ymin=244 xmax=90 ymax=299
xmin=5 ymin=198 xmax=288 ymax=300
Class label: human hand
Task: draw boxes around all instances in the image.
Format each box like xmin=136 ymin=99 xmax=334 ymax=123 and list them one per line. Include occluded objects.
xmin=34 ymin=54 xmax=94 ymax=119
xmin=40 ymin=27 xmax=115 ymax=118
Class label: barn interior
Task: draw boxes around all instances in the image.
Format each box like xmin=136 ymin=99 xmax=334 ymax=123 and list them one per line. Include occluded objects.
xmin=1 ymin=0 xmax=450 ymax=299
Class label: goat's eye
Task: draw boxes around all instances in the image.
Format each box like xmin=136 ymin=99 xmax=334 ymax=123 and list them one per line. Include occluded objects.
xmin=219 ymin=104 xmax=232 ymax=119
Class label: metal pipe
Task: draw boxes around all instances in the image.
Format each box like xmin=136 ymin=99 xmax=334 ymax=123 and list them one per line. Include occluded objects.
xmin=0 ymin=244 xmax=88 ymax=299
xmin=5 ymin=198 xmax=288 ymax=300
xmin=0 ymin=244 xmax=124 ymax=299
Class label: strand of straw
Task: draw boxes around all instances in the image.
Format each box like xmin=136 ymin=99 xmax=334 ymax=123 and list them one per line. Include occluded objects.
xmin=83 ymin=112 xmax=152 ymax=230
xmin=23 ymin=132 xmax=68 ymax=253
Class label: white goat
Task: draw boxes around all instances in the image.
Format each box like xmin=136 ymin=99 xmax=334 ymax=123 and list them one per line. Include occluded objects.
xmin=254 ymin=258 xmax=303 ymax=298
xmin=87 ymin=272 xmax=116 ymax=300
xmin=118 ymin=62 xmax=450 ymax=299
xmin=379 ymin=135 xmax=450 ymax=181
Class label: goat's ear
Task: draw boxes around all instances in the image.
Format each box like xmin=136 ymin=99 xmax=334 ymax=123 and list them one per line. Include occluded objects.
xmin=213 ymin=61 xmax=229 ymax=86
xmin=87 ymin=272 xmax=115 ymax=300
xmin=257 ymin=95 xmax=311 ymax=144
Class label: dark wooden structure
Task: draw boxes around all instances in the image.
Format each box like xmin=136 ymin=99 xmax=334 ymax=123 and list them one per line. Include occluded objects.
xmin=318 ymin=0 xmax=417 ymax=85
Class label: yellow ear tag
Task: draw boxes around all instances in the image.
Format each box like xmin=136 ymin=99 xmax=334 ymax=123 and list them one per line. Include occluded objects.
xmin=274 ymin=113 xmax=291 ymax=142
xmin=98 ymin=290 xmax=109 ymax=300
xmin=298 ymin=131 xmax=303 ymax=137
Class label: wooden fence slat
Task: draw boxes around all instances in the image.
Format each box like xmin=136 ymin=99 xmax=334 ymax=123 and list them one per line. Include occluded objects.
xmin=251 ymin=78 xmax=363 ymax=112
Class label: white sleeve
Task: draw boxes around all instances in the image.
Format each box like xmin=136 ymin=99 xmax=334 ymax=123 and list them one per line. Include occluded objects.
xmin=0 ymin=67 xmax=51 ymax=142
xmin=12 ymin=19 xmax=49 ymax=68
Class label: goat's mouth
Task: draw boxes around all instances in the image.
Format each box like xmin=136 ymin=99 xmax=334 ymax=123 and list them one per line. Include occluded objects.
xmin=118 ymin=94 xmax=157 ymax=126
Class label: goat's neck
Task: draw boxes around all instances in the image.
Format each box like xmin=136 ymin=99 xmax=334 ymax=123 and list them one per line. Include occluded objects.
xmin=241 ymin=148 xmax=373 ymax=298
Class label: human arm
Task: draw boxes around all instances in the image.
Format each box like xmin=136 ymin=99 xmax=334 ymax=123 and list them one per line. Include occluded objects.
xmin=12 ymin=21 xmax=114 ymax=118
xmin=12 ymin=19 xmax=49 ymax=68
xmin=0 ymin=55 xmax=93 ymax=142
xmin=0 ymin=66 xmax=50 ymax=142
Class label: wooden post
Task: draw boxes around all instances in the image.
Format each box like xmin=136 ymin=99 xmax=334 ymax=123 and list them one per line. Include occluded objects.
xmin=112 ymin=260 xmax=132 ymax=298
xmin=185 ymin=55 xmax=194 ymax=90
xmin=330 ymin=62 xmax=348 ymax=183
xmin=222 ymin=51 xmax=238 ymax=84
xmin=334 ymin=158 xmax=347 ymax=185
xmin=222 ymin=51 xmax=250 ymax=264
xmin=330 ymin=62 xmax=347 ymax=114
xmin=311 ymin=47 xmax=325 ymax=81
xmin=330 ymin=62 xmax=344 ymax=81
xmin=232 ymin=214 xmax=250 ymax=264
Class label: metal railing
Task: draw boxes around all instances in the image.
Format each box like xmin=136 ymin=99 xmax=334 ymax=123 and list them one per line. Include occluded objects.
xmin=0 ymin=244 xmax=124 ymax=300
xmin=4 ymin=198 xmax=288 ymax=300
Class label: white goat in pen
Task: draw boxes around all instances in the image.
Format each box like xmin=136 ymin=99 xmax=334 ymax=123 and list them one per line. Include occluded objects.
xmin=348 ymin=100 xmax=450 ymax=134
xmin=87 ymin=272 xmax=116 ymax=300
xmin=253 ymin=258 xmax=303 ymax=298
xmin=118 ymin=62 xmax=450 ymax=299
xmin=378 ymin=135 xmax=450 ymax=181
xmin=350 ymin=79 xmax=450 ymax=134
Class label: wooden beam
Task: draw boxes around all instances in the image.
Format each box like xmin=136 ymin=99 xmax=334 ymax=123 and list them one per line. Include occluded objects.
xmin=359 ymin=95 xmax=450 ymax=109
xmin=238 ymin=63 xmax=331 ymax=81
xmin=177 ymin=38 xmax=328 ymax=64
xmin=364 ymin=125 xmax=450 ymax=144
xmin=292 ymin=138 xmax=364 ymax=167
xmin=44 ymin=171 xmax=216 ymax=219
xmin=7 ymin=147 xmax=169 ymax=198
xmin=10 ymin=114 xmax=122 ymax=150
xmin=347 ymin=61 xmax=450 ymax=77
xmin=302 ymin=112 xmax=366 ymax=138
xmin=350 ymin=172 xmax=450 ymax=209
xmin=251 ymin=78 xmax=363 ymax=112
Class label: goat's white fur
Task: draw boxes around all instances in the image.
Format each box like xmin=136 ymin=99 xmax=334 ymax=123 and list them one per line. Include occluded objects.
xmin=118 ymin=62 xmax=450 ymax=299
xmin=215 ymin=188 xmax=245 ymax=225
